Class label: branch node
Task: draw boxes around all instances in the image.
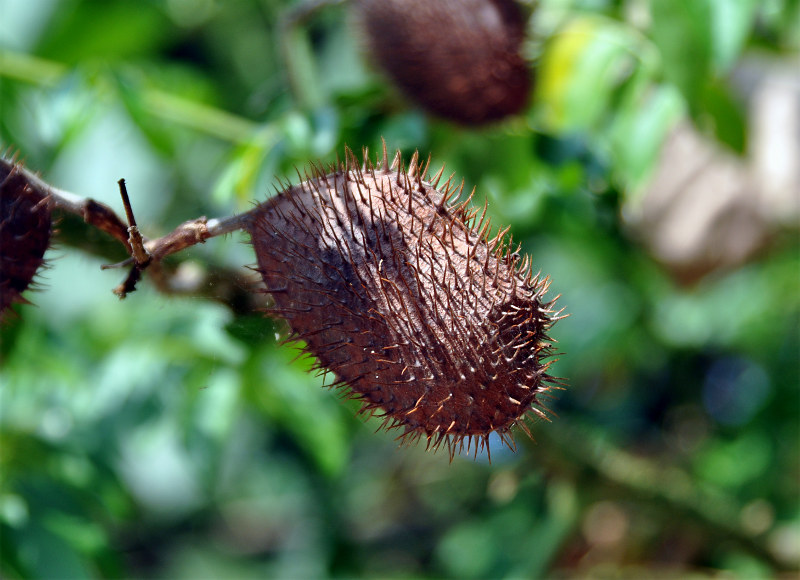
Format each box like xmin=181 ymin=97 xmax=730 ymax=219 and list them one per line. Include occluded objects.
xmin=118 ymin=179 xmax=151 ymax=268
xmin=113 ymin=266 xmax=142 ymax=300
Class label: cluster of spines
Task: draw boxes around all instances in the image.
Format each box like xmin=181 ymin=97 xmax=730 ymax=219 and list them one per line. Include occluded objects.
xmin=249 ymin=143 xmax=562 ymax=461
xmin=273 ymin=145 xmax=545 ymax=292
xmin=0 ymin=154 xmax=53 ymax=321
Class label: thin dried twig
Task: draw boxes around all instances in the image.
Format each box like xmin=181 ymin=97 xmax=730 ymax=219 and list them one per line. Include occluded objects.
xmin=117 ymin=178 xmax=151 ymax=267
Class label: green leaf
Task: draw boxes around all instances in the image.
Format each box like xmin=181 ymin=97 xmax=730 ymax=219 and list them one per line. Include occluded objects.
xmin=539 ymin=16 xmax=641 ymax=130
xmin=698 ymin=79 xmax=748 ymax=153
xmin=650 ymin=0 xmax=714 ymax=104
xmin=213 ymin=127 xmax=279 ymax=205
xmin=611 ymin=82 xmax=684 ymax=188
xmin=710 ymin=0 xmax=759 ymax=72
xmin=36 ymin=1 xmax=172 ymax=64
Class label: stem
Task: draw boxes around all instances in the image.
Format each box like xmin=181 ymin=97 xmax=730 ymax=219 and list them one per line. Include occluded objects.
xmin=140 ymin=88 xmax=261 ymax=144
xmin=23 ymin=165 xmax=133 ymax=253
xmin=117 ymin=178 xmax=151 ymax=267
xmin=0 ymin=50 xmax=66 ymax=87
xmin=0 ymin=156 xmax=257 ymax=298
xmin=143 ymin=210 xmax=256 ymax=263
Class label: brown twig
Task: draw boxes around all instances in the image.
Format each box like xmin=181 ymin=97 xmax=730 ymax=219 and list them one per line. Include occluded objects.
xmin=0 ymin=157 xmax=132 ymax=253
xmin=46 ymin=188 xmax=133 ymax=255
xmin=145 ymin=213 xmax=255 ymax=262
xmin=110 ymin=202 xmax=256 ymax=298
xmin=111 ymin=178 xmax=151 ymax=298
xmin=1 ymin=156 xmax=257 ymax=300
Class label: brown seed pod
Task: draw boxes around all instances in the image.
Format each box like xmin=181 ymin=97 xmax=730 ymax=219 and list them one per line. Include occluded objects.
xmin=0 ymin=157 xmax=53 ymax=320
xmin=246 ymin=145 xmax=561 ymax=458
xmin=354 ymin=0 xmax=531 ymax=125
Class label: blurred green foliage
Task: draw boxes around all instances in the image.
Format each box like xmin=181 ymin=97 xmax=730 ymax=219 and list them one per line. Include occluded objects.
xmin=1 ymin=0 xmax=799 ymax=578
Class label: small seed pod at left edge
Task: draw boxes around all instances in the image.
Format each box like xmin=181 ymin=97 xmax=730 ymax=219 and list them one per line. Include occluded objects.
xmin=0 ymin=156 xmax=53 ymax=321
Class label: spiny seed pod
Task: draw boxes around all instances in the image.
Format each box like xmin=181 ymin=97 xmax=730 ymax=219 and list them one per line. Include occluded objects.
xmin=246 ymin=145 xmax=561 ymax=458
xmin=354 ymin=0 xmax=531 ymax=125
xmin=0 ymin=157 xmax=52 ymax=320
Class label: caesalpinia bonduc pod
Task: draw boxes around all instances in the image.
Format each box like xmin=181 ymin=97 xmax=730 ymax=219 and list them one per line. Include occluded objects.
xmin=354 ymin=0 xmax=531 ymax=125
xmin=0 ymin=157 xmax=52 ymax=319
xmin=245 ymin=146 xmax=561 ymax=458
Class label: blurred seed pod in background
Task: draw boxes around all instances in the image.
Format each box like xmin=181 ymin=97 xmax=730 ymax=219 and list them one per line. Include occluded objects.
xmin=0 ymin=157 xmax=53 ymax=320
xmin=353 ymin=0 xmax=532 ymax=125
xmin=246 ymin=145 xmax=561 ymax=458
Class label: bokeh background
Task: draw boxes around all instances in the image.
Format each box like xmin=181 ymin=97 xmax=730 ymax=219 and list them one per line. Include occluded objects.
xmin=1 ymin=0 xmax=799 ymax=578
